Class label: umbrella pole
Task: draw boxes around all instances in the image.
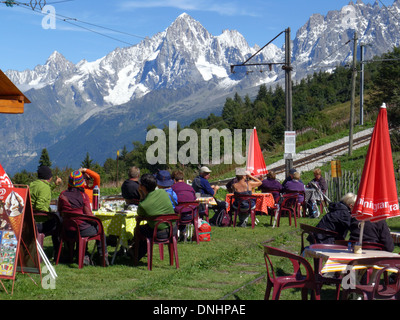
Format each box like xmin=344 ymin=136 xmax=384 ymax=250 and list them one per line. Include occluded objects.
xmin=358 ymin=220 xmax=365 ymax=246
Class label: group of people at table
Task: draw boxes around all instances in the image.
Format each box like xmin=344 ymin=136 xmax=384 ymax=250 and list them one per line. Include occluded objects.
xmin=28 ymin=163 xmax=395 ymax=269
xmin=29 ymin=165 xmax=227 ymax=266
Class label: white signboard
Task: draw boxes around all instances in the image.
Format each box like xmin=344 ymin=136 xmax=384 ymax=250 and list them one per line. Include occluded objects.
xmin=284 ymin=131 xmax=296 ymax=159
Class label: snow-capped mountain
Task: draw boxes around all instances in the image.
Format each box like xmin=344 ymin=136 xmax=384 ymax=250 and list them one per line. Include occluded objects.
xmin=2 ymin=1 xmax=400 ymax=174
xmin=293 ymin=0 xmax=400 ymax=74
xmin=8 ymin=13 xmax=280 ymax=107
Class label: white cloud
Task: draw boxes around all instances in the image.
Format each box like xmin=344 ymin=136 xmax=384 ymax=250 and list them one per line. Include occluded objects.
xmin=119 ymin=0 xmax=258 ymax=17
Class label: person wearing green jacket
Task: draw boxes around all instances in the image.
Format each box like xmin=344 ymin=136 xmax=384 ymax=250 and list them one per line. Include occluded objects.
xmin=135 ymin=173 xmax=176 ymax=261
xmin=30 ymin=165 xmax=62 ymax=259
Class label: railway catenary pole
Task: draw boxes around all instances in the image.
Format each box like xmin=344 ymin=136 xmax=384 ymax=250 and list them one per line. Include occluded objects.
xmin=230 ymin=28 xmax=293 ymax=177
xmin=284 ymin=28 xmax=293 ymax=176
xmin=349 ymin=31 xmax=358 ymax=156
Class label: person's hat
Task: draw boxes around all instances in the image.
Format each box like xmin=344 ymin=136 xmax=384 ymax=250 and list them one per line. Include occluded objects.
xmin=199 ymin=166 xmax=211 ymax=174
xmin=155 ymin=170 xmax=174 ymax=187
xmin=68 ymin=170 xmax=85 ymax=188
xmin=37 ymin=166 xmax=53 ymax=180
xmin=289 ymin=168 xmax=297 ymax=174
xmin=235 ymin=167 xmax=249 ymax=176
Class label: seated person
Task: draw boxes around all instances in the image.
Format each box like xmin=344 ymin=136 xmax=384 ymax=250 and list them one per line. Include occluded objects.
xmin=231 ymin=168 xmax=262 ymax=227
xmin=30 ymin=165 xmax=62 ymax=259
xmin=282 ymin=168 xmax=303 ymax=185
xmin=350 ymin=219 xmax=394 ymax=252
xmin=121 ymin=166 xmax=140 ymax=206
xmin=171 ymin=170 xmax=196 ymax=203
xmin=192 ymin=166 xmax=226 ymax=220
xmin=135 ymin=174 xmax=176 ymax=261
xmin=259 ymin=170 xmax=282 ymax=203
xmin=282 ymin=171 xmax=305 ymax=204
xmin=309 ymin=193 xmax=356 ymax=244
xmin=58 ymin=170 xmax=108 ymax=266
xmin=171 ymin=170 xmax=197 ymax=239
xmin=155 ymin=170 xmax=178 ymax=208
xmin=192 ymin=166 xmax=219 ymax=197
xmin=307 ymin=168 xmax=328 ymax=194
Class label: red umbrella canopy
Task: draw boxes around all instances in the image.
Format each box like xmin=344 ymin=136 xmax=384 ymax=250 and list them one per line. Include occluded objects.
xmin=352 ymin=104 xmax=400 ymax=222
xmin=246 ymin=128 xmax=268 ymax=176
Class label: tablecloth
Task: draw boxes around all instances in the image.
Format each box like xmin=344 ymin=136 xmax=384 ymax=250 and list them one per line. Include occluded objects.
xmin=225 ymin=193 xmax=275 ymax=215
xmin=94 ymin=209 xmax=137 ymax=248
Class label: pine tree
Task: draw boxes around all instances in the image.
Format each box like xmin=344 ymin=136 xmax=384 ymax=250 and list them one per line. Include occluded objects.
xmin=81 ymin=152 xmax=93 ymax=169
xmin=38 ymin=148 xmax=52 ymax=167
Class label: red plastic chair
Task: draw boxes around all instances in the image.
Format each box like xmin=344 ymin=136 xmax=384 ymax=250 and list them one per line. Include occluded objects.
xmin=273 ymin=193 xmax=298 ymax=227
xmin=263 ymin=245 xmax=320 ymax=300
xmin=231 ymin=194 xmax=258 ymax=229
xmin=174 ymin=201 xmax=200 ymax=244
xmin=56 ymin=212 xmax=106 ymax=269
xmin=133 ymin=214 xmax=179 ymax=271
xmin=341 ymin=257 xmax=400 ymax=300
xmin=300 ymin=223 xmax=342 ymax=254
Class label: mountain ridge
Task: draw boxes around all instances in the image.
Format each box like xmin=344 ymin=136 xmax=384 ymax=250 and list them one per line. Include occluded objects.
xmin=2 ymin=1 xmax=400 ymax=174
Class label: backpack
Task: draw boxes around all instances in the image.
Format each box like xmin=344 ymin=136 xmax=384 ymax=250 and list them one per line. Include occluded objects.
xmin=210 ymin=208 xmax=232 ymax=227
xmin=198 ymin=220 xmax=211 ymax=241
xmin=307 ymin=199 xmax=320 ymax=218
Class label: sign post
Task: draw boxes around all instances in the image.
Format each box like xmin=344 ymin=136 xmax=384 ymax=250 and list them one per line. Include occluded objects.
xmin=0 ymin=185 xmax=41 ymax=294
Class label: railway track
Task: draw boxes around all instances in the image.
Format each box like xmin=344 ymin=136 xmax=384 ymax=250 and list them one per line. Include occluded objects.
xmin=213 ymin=130 xmax=372 ymax=186
xmin=269 ymin=132 xmax=372 ymax=175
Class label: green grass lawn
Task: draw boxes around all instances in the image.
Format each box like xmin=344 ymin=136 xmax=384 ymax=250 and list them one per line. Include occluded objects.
xmin=3 ymin=211 xmax=400 ymax=301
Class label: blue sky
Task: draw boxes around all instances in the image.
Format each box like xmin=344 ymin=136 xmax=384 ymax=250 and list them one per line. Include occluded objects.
xmin=0 ymin=0 xmax=384 ymax=71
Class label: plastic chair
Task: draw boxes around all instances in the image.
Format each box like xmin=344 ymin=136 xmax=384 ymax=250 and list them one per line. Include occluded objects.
xmin=56 ymin=212 xmax=106 ymax=269
xmin=334 ymin=240 xmax=385 ymax=251
xmin=272 ymin=193 xmax=298 ymax=227
xmin=133 ymin=214 xmax=179 ymax=271
xmin=174 ymin=201 xmax=200 ymax=244
xmin=341 ymin=257 xmax=400 ymax=300
xmin=300 ymin=223 xmax=342 ymax=254
xmin=263 ymin=245 xmax=320 ymax=300
xmin=231 ymin=194 xmax=258 ymax=229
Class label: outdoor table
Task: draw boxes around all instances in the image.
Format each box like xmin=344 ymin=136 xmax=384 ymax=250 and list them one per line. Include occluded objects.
xmin=303 ymin=247 xmax=400 ymax=274
xmin=94 ymin=207 xmax=137 ymax=264
xmin=225 ymin=193 xmax=275 ymax=216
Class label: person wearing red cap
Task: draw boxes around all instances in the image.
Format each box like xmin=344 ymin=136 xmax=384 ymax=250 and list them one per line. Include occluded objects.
xmin=58 ymin=170 xmax=108 ymax=266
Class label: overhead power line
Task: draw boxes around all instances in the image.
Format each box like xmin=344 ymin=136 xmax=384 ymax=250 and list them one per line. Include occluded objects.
xmin=2 ymin=0 xmax=147 ymax=46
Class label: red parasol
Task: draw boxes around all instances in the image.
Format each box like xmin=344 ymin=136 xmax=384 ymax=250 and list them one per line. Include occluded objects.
xmin=246 ymin=127 xmax=268 ymax=176
xmin=352 ymin=104 xmax=400 ymax=244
